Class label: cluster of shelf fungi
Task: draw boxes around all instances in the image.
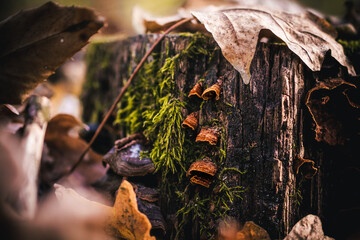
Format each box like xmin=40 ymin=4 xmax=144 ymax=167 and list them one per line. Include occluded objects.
xmin=95 ymin=78 xmax=226 ymax=238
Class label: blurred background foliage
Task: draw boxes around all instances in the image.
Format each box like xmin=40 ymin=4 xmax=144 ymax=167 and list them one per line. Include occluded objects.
xmin=0 ymin=0 xmax=357 ymax=34
xmin=0 ymin=0 xmax=185 ymax=33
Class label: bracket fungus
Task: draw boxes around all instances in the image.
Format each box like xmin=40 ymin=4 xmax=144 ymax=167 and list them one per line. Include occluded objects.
xmin=103 ymin=142 xmax=155 ymax=177
xmin=188 ymin=82 xmax=203 ymax=98
xmin=130 ymin=183 xmax=164 ymax=235
xmin=294 ymin=155 xmax=317 ymax=179
xmin=195 ymin=126 xmax=221 ymax=145
xmin=137 ymin=198 xmax=166 ymax=234
xmin=182 ymin=111 xmax=199 ymax=130
xmin=305 ymin=78 xmax=358 ymax=146
xmin=201 ymin=79 xmax=223 ymax=100
xmin=186 ymin=158 xmax=217 ymax=188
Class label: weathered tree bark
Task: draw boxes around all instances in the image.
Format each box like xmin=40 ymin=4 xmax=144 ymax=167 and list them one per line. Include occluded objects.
xmin=82 ymin=34 xmax=357 ymax=239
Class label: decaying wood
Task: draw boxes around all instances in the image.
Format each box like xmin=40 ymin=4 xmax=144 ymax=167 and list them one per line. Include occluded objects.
xmin=82 ymin=34 xmax=357 ymax=238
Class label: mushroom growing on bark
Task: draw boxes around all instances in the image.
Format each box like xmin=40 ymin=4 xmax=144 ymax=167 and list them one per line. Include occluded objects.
xmin=188 ymin=82 xmax=203 ymax=98
xmin=187 ymin=158 xmax=217 ymax=188
xmin=201 ymin=79 xmax=223 ymax=100
xmin=182 ymin=111 xmax=199 ymax=131
xmin=195 ymin=126 xmax=221 ymax=145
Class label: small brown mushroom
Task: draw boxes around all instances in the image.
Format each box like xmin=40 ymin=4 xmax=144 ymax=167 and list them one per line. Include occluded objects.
xmin=195 ymin=126 xmax=220 ymax=145
xmin=182 ymin=111 xmax=199 ymax=130
xmin=188 ymin=82 xmax=203 ymax=98
xmin=294 ymin=155 xmax=317 ymax=179
xmin=201 ymin=79 xmax=223 ymax=100
xmin=187 ymin=158 xmax=217 ymax=188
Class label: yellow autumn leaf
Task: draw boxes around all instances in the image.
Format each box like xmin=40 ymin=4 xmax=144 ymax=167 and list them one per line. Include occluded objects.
xmin=110 ymin=180 xmax=155 ymax=240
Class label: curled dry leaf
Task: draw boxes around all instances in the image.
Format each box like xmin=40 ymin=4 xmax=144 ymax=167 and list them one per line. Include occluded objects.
xmin=187 ymin=158 xmax=217 ymax=188
xmin=343 ymin=87 xmax=360 ymax=108
xmin=192 ymin=8 xmax=356 ymax=84
xmin=182 ymin=111 xmax=199 ymax=130
xmin=305 ymin=78 xmax=357 ymax=145
xmin=294 ymin=155 xmax=317 ymax=179
xmin=0 ymin=1 xmax=104 ymax=104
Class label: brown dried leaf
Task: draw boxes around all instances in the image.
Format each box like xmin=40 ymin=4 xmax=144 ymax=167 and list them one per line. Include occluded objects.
xmin=192 ymin=8 xmax=355 ymax=84
xmin=110 ymin=180 xmax=155 ymax=240
xmin=40 ymin=114 xmax=104 ymax=188
xmin=0 ymin=1 xmax=104 ymax=104
xmin=236 ymin=221 xmax=270 ymax=240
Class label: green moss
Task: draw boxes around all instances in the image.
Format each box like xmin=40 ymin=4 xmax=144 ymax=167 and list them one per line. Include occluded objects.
xmin=176 ymin=167 xmax=245 ymax=239
xmin=115 ymin=32 xmax=213 ymax=171
xmin=144 ymin=96 xmax=185 ymax=175
xmin=114 ymin=55 xmax=160 ymax=134
xmin=114 ymin=32 xmax=245 ymax=238
xmin=338 ymin=39 xmax=360 ymax=55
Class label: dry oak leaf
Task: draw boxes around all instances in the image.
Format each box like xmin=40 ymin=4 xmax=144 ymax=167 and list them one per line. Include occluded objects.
xmin=0 ymin=1 xmax=104 ymax=104
xmin=192 ymin=8 xmax=356 ymax=84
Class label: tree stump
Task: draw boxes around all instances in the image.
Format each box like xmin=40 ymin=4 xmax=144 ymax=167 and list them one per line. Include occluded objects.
xmin=82 ymin=33 xmax=359 ymax=239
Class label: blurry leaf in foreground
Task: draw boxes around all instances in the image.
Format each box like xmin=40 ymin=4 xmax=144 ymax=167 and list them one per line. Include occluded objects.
xmin=192 ymin=8 xmax=356 ymax=84
xmin=54 ymin=180 xmax=155 ymax=240
xmin=236 ymin=221 xmax=270 ymax=240
xmin=218 ymin=218 xmax=270 ymax=240
xmin=40 ymin=114 xmax=104 ymax=190
xmin=0 ymin=1 xmax=104 ymax=104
